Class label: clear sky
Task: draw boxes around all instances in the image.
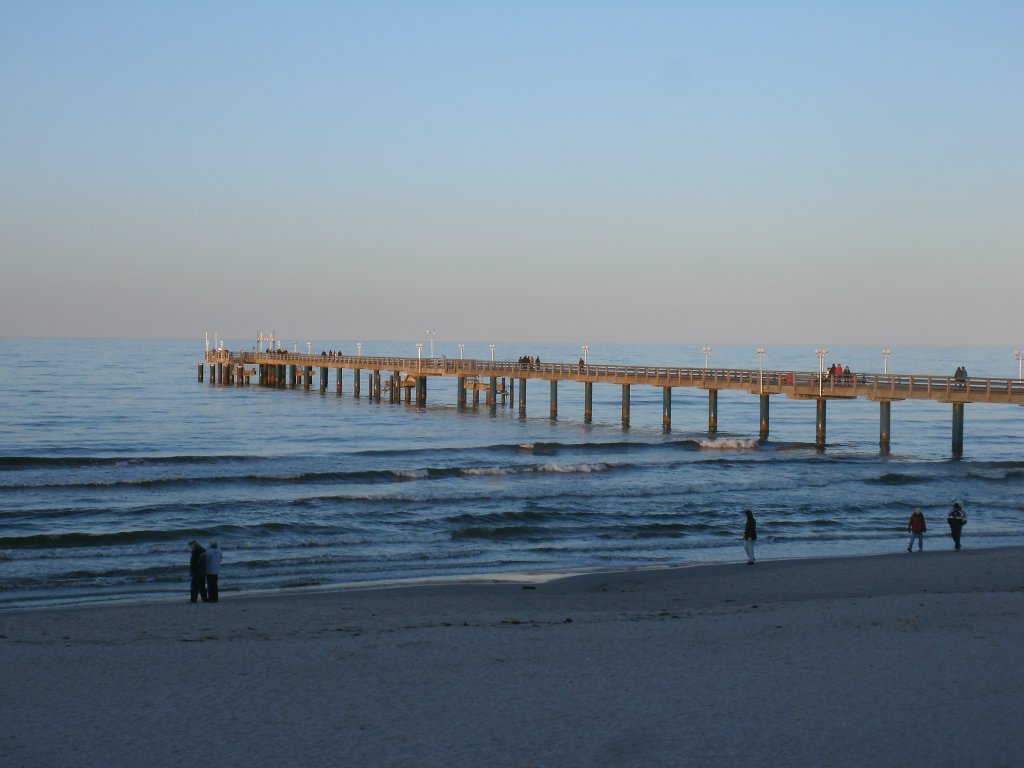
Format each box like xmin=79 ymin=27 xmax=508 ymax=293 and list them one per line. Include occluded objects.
xmin=2 ymin=1 xmax=1021 ymax=345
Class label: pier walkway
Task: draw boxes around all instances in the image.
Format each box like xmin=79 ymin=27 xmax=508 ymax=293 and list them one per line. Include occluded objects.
xmin=200 ymin=350 xmax=1024 ymax=455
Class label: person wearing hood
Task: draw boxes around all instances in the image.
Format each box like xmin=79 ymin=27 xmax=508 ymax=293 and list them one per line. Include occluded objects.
xmin=947 ymin=502 xmax=967 ymax=551
xmin=188 ymin=540 xmax=208 ymax=603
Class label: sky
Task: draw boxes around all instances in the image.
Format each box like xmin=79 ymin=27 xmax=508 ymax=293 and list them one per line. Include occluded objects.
xmin=1 ymin=1 xmax=1021 ymax=346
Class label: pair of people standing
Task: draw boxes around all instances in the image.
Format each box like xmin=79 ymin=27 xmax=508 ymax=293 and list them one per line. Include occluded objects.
xmin=906 ymin=502 xmax=967 ymax=552
xmin=188 ymin=539 xmax=223 ymax=602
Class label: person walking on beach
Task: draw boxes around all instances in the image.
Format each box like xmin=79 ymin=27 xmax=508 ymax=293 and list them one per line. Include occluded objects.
xmin=206 ymin=539 xmax=222 ymax=601
xmin=947 ymin=502 xmax=967 ymax=551
xmin=907 ymin=509 xmax=926 ymax=552
xmin=743 ymin=510 xmax=757 ymax=564
xmin=188 ymin=540 xmax=208 ymax=602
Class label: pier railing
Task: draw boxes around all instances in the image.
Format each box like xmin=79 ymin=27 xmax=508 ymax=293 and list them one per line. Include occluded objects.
xmin=205 ymin=350 xmax=1024 ymax=405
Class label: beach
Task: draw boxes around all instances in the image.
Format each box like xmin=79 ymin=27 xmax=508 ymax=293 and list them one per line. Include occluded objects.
xmin=3 ymin=548 xmax=1022 ymax=767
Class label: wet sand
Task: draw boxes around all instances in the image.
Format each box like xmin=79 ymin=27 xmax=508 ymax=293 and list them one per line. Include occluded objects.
xmin=2 ymin=547 xmax=1022 ymax=767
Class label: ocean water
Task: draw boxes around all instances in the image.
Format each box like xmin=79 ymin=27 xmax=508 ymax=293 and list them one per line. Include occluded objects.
xmin=2 ymin=337 xmax=1023 ymax=609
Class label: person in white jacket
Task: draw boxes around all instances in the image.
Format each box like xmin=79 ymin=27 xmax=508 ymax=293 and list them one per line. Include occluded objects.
xmin=206 ymin=540 xmax=223 ymax=602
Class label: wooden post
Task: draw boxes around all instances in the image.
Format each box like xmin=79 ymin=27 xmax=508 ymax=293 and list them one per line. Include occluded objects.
xmin=816 ymin=399 xmax=827 ymax=448
xmin=198 ymin=363 xmax=204 ymax=382
xmin=952 ymin=402 xmax=964 ymax=456
xmin=519 ymin=377 xmax=526 ymax=414
xmin=354 ymin=369 xmax=361 ymax=397
xmin=550 ymin=380 xmax=558 ymax=419
xmin=622 ymin=384 xmax=631 ymax=427
xmin=662 ymin=386 xmax=671 ymax=429
xmin=759 ymin=395 xmax=770 ymax=439
xmin=708 ymin=389 xmax=718 ymax=433
xmin=880 ymin=400 xmax=891 ymax=453
xmin=584 ymin=382 xmax=593 ymax=423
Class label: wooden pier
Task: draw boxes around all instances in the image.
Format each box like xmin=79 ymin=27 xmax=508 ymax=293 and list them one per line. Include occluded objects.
xmin=200 ymin=350 xmax=1024 ymax=455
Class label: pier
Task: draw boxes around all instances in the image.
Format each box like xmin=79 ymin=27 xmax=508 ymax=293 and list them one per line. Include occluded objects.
xmin=200 ymin=350 xmax=1024 ymax=456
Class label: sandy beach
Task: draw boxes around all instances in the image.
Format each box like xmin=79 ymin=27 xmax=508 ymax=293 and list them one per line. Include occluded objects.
xmin=2 ymin=547 xmax=1022 ymax=768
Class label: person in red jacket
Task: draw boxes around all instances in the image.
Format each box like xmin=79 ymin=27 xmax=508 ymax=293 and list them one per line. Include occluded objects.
xmin=907 ymin=509 xmax=926 ymax=552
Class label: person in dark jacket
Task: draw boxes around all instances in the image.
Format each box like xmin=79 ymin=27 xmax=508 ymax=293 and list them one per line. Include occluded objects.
xmin=743 ymin=510 xmax=757 ymax=564
xmin=947 ymin=502 xmax=967 ymax=551
xmin=188 ymin=540 xmax=208 ymax=602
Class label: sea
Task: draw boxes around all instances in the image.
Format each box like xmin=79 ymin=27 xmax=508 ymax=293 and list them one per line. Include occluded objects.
xmin=2 ymin=337 xmax=1023 ymax=610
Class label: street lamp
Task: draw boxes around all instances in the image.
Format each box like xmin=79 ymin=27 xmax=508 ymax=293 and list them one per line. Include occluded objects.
xmin=307 ymin=341 xmax=311 ymax=355
xmin=882 ymin=349 xmax=891 ymax=375
xmin=489 ymin=344 xmax=496 ymax=362
xmin=427 ymin=329 xmax=436 ymax=358
xmin=416 ymin=343 xmax=423 ymax=369
xmin=702 ymin=346 xmax=712 ymax=369
xmin=1015 ymin=350 xmax=1023 ymax=381
xmin=815 ymin=348 xmax=829 ymax=397
xmin=582 ymin=344 xmax=589 ymax=365
xmin=756 ymin=348 xmax=765 ymax=394
xmin=458 ymin=344 xmax=465 ymax=360
xmin=356 ymin=342 xmax=362 ymax=357
xmin=205 ymin=332 xmax=210 ymax=353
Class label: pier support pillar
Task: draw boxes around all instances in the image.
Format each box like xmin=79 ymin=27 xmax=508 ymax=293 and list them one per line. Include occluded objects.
xmin=952 ymin=402 xmax=964 ymax=456
xmin=416 ymin=376 xmax=427 ymax=406
xmin=879 ymin=401 xmax=891 ymax=454
xmin=278 ymin=365 xmax=286 ymax=388
xmin=373 ymin=370 xmax=381 ymax=400
xmin=519 ymin=378 xmax=527 ymax=414
xmin=622 ymin=384 xmax=631 ymax=427
xmin=320 ymin=367 xmax=328 ymax=392
xmin=550 ymin=380 xmax=558 ymax=419
xmin=353 ymin=369 xmax=361 ymax=397
xmin=759 ymin=395 xmax=770 ymax=439
xmin=209 ymin=364 xmax=215 ymax=384
xmin=584 ymin=382 xmax=593 ymax=423
xmin=662 ymin=387 xmax=671 ymax=429
xmin=216 ymin=362 xmax=223 ymax=384
xmin=488 ymin=376 xmax=497 ymax=409
xmin=816 ymin=399 xmax=827 ymax=448
xmin=473 ymin=387 xmax=480 ymax=406
xmin=198 ymin=363 xmax=204 ymax=382
xmin=708 ymin=390 xmax=718 ymax=433
xmin=457 ymin=376 xmax=466 ymax=406
xmin=289 ymin=365 xmax=297 ymax=388
xmin=337 ymin=368 xmax=343 ymax=395
xmin=507 ymin=377 xmax=514 ymax=405
xmin=304 ymin=366 xmax=311 ymax=390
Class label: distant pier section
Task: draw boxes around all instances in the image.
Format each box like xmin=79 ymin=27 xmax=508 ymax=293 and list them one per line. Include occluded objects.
xmin=200 ymin=348 xmax=1024 ymax=456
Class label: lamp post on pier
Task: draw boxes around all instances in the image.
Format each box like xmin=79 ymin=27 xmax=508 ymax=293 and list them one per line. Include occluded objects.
xmin=416 ymin=343 xmax=423 ymax=370
xmin=427 ymin=329 xmax=436 ymax=358
xmin=1015 ymin=350 xmax=1023 ymax=381
xmin=489 ymin=344 xmax=496 ymax=362
xmin=816 ymin=348 xmax=829 ymax=397
xmin=882 ymin=349 xmax=891 ymax=375
xmin=357 ymin=342 xmax=362 ymax=358
xmin=307 ymin=341 xmax=311 ymax=355
xmin=757 ymin=348 xmax=765 ymax=394
xmin=582 ymin=345 xmax=589 ymax=365
xmin=702 ymin=346 xmax=712 ymax=369
xmin=458 ymin=344 xmax=464 ymax=360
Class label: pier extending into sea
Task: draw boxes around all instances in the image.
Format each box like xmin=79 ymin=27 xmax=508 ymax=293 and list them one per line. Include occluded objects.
xmin=200 ymin=349 xmax=1024 ymax=456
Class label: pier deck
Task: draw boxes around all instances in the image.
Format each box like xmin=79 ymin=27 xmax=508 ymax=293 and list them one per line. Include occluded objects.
xmin=200 ymin=350 xmax=1024 ymax=455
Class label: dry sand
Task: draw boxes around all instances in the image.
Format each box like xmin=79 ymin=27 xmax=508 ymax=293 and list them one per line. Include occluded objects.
xmin=2 ymin=548 xmax=1023 ymax=768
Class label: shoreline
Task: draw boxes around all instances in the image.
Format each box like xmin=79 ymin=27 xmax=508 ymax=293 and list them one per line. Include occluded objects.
xmin=7 ymin=542 xmax=1022 ymax=615
xmin=3 ymin=546 xmax=1023 ymax=766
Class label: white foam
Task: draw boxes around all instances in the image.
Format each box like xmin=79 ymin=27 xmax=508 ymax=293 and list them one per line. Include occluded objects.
xmin=696 ymin=438 xmax=760 ymax=451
